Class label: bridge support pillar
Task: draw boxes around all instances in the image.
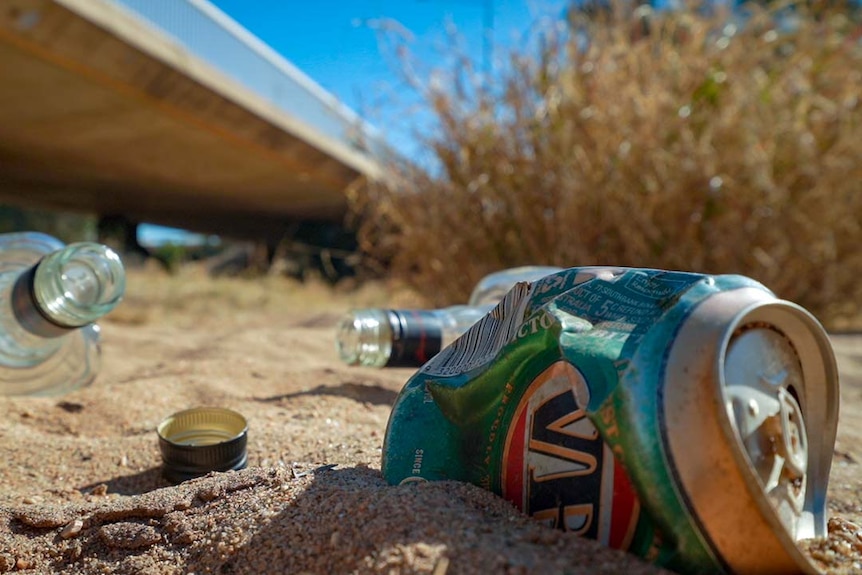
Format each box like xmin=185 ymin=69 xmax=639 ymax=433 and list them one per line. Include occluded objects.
xmin=97 ymin=214 xmax=150 ymax=265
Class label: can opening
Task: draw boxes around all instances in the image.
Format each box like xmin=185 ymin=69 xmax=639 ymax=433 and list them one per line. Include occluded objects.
xmin=724 ymin=324 xmax=809 ymax=537
xmin=718 ymin=299 xmax=839 ymax=547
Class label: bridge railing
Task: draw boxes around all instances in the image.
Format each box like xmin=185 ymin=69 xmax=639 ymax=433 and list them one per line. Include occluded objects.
xmin=108 ymin=0 xmax=387 ymax=162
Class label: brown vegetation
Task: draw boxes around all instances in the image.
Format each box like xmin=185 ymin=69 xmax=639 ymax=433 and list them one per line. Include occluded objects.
xmin=353 ymin=2 xmax=862 ymax=329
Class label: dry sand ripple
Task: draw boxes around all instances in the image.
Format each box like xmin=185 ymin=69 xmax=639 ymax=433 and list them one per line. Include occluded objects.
xmin=0 ymin=270 xmax=859 ymax=574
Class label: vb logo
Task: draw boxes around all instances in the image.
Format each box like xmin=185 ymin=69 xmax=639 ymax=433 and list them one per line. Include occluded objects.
xmin=502 ymin=361 xmax=640 ymax=548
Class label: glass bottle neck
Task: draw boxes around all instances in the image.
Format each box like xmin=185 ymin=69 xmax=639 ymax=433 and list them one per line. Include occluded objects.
xmin=0 ymin=264 xmax=65 ymax=368
xmin=12 ymin=263 xmax=77 ymax=338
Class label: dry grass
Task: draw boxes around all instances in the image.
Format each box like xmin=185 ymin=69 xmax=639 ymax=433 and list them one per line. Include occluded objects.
xmin=353 ymin=1 xmax=862 ymax=329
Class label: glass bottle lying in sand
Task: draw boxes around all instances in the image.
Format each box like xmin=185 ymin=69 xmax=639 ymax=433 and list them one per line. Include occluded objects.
xmin=0 ymin=232 xmax=126 ymax=396
xmin=336 ymin=266 xmax=563 ymax=368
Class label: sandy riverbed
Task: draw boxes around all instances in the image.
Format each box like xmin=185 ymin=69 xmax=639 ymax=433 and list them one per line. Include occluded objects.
xmin=0 ymin=267 xmax=859 ymax=574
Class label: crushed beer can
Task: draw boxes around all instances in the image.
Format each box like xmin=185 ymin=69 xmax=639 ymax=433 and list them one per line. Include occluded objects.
xmin=381 ymin=267 xmax=839 ymax=574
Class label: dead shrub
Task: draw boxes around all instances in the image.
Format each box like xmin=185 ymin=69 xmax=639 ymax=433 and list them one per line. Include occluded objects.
xmin=352 ymin=1 xmax=862 ymax=328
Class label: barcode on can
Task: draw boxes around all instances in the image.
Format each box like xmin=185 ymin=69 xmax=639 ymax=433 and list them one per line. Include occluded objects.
xmin=421 ymin=281 xmax=534 ymax=377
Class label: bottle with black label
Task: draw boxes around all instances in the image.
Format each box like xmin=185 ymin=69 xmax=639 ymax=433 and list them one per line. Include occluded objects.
xmin=335 ymin=266 xmax=562 ymax=368
xmin=0 ymin=232 xmax=126 ymax=396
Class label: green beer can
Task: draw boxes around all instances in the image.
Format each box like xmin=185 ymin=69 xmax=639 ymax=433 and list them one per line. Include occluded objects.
xmin=381 ymin=267 xmax=839 ymax=574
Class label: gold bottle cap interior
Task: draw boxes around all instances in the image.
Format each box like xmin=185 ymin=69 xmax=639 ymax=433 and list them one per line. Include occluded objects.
xmin=157 ymin=407 xmax=248 ymax=484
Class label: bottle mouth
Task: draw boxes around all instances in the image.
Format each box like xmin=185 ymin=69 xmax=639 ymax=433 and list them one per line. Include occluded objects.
xmin=335 ymin=309 xmax=393 ymax=367
xmin=32 ymin=242 xmax=126 ymax=328
xmin=336 ymin=314 xmax=364 ymax=366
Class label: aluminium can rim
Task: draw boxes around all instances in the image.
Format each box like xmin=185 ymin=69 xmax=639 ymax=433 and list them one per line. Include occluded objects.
xmin=662 ymin=289 xmax=839 ymax=574
xmin=714 ymin=299 xmax=839 ymax=539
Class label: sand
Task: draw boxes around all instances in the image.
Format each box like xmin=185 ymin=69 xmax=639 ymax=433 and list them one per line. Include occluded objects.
xmin=0 ymin=267 xmax=860 ymax=574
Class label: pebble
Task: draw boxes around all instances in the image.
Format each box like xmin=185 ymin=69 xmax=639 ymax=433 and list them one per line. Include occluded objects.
xmin=60 ymin=518 xmax=84 ymax=539
xmin=91 ymin=484 xmax=108 ymax=497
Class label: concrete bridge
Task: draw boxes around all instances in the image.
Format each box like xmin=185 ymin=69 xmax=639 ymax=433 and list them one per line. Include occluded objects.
xmin=0 ymin=0 xmax=384 ymax=245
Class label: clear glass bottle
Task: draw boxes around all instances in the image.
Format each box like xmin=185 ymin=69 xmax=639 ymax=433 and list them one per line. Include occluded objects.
xmin=0 ymin=232 xmax=126 ymax=396
xmin=336 ymin=266 xmax=562 ymax=368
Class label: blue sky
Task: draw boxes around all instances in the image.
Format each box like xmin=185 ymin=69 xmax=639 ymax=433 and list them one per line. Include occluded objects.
xmin=207 ymin=0 xmax=568 ymax=152
xmin=206 ymin=1 xmax=567 ymax=104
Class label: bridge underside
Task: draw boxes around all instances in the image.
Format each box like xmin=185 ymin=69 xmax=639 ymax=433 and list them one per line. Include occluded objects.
xmin=0 ymin=0 xmax=378 ymax=242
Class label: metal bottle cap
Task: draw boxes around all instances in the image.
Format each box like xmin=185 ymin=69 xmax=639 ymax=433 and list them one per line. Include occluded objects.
xmin=157 ymin=407 xmax=248 ymax=484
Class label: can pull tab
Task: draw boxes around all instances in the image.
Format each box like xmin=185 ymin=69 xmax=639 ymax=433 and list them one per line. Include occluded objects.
xmin=773 ymin=387 xmax=808 ymax=479
xmin=757 ymin=386 xmax=808 ymax=505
